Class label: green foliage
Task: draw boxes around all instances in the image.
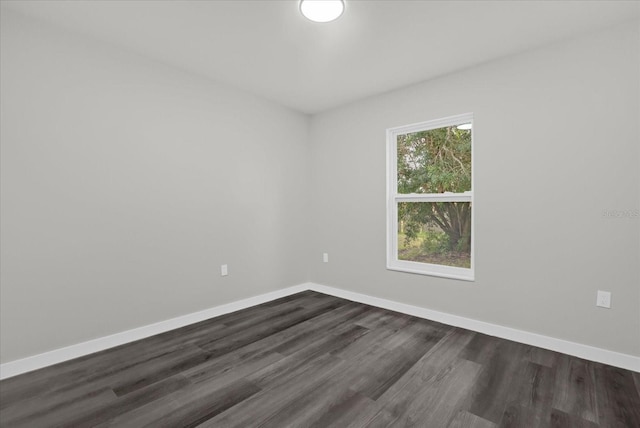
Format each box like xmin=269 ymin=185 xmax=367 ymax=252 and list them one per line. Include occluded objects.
xmin=397 ymin=126 xmax=471 ymax=194
xmin=396 ymin=125 xmax=472 ymax=263
xmin=397 ymin=230 xmax=471 ymax=268
xmin=420 ymin=230 xmax=450 ymax=254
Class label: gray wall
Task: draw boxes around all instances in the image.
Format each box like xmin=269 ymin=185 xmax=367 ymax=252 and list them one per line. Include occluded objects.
xmin=2 ymin=9 xmax=638 ymax=365
xmin=0 ymin=10 xmax=310 ymax=363
xmin=308 ymin=21 xmax=640 ymax=357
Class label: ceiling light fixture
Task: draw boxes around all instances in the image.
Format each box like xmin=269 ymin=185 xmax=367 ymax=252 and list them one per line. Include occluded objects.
xmin=300 ymin=0 xmax=345 ymax=23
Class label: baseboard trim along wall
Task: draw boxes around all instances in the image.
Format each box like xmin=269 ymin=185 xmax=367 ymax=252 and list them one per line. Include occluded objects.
xmin=1 ymin=281 xmax=638 ymax=379
xmin=0 ymin=284 xmax=308 ymax=380
xmin=307 ymin=283 xmax=640 ymax=373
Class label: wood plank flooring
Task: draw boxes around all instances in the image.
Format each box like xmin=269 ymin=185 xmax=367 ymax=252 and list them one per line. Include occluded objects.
xmin=1 ymin=291 xmax=639 ymax=427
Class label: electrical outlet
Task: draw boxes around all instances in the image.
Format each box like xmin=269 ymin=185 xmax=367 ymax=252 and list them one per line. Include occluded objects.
xmin=323 ymin=253 xmax=329 ymax=263
xmin=221 ymin=264 xmax=228 ymax=276
xmin=596 ymin=290 xmax=611 ymax=308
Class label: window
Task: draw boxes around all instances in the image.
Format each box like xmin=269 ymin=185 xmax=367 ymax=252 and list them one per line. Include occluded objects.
xmin=387 ymin=113 xmax=474 ymax=281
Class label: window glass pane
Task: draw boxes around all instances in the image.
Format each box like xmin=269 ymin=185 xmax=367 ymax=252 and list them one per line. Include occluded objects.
xmin=397 ymin=125 xmax=471 ymax=194
xmin=397 ymin=201 xmax=471 ymax=268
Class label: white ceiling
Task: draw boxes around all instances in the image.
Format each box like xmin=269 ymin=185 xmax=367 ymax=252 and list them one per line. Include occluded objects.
xmin=3 ymin=0 xmax=639 ymax=114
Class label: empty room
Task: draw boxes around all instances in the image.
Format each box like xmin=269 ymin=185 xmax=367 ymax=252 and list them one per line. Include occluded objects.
xmin=1 ymin=0 xmax=639 ymax=427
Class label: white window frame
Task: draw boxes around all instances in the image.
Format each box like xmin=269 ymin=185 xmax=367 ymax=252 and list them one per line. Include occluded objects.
xmin=386 ymin=113 xmax=474 ymax=281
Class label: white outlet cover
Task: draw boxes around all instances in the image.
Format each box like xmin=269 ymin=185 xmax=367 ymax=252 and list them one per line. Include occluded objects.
xmin=323 ymin=253 xmax=329 ymax=263
xmin=221 ymin=264 xmax=228 ymax=276
xmin=596 ymin=290 xmax=611 ymax=308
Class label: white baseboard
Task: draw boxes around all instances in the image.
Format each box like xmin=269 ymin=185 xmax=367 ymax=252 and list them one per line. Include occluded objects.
xmin=306 ymin=282 xmax=640 ymax=373
xmin=2 ymin=281 xmax=638 ymax=380
xmin=0 ymin=284 xmax=308 ymax=380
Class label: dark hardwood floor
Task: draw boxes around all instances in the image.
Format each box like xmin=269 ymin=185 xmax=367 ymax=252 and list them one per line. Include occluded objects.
xmin=1 ymin=291 xmax=639 ymax=427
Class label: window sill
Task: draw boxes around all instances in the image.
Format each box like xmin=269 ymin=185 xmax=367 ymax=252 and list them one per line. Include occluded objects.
xmin=387 ymin=261 xmax=475 ymax=282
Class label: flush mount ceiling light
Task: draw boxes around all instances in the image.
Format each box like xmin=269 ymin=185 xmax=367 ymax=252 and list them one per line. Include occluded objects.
xmin=300 ymin=0 xmax=345 ymax=23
